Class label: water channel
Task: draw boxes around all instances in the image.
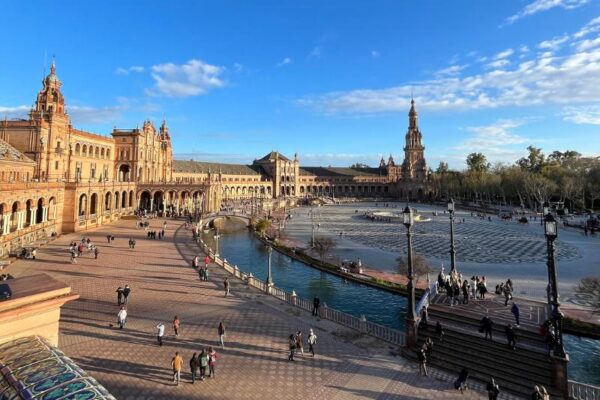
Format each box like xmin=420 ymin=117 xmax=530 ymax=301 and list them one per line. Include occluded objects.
xmin=202 ymin=221 xmax=600 ymax=385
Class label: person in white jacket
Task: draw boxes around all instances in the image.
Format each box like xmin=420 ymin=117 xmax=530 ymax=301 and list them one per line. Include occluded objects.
xmin=117 ymin=307 xmax=127 ymax=329
xmin=157 ymin=322 xmax=165 ymax=346
xmin=307 ymin=329 xmax=317 ymax=357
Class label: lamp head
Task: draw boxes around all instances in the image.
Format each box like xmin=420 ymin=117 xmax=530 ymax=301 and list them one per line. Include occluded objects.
xmin=543 ymin=201 xmax=550 ymax=216
xmin=403 ymin=205 xmax=414 ymax=228
xmin=447 ymin=198 xmax=455 ymax=212
xmin=544 ymin=212 xmax=557 ymax=239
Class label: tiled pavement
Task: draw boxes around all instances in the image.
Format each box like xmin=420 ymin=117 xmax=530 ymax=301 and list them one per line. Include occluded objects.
xmin=7 ymin=218 xmax=514 ymax=399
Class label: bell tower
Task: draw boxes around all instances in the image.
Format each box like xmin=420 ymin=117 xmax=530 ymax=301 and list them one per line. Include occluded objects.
xmin=33 ymin=59 xmax=67 ymax=118
xmin=402 ymin=99 xmax=427 ymax=181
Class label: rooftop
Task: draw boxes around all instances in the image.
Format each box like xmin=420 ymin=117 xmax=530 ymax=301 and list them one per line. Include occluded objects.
xmin=173 ymin=160 xmax=262 ymax=175
xmin=300 ymin=166 xmax=386 ymax=177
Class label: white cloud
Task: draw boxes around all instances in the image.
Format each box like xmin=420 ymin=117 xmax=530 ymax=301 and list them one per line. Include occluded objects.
xmin=371 ymin=50 xmax=380 ymax=58
xmin=456 ymin=119 xmax=529 ymax=151
xmin=307 ymin=46 xmax=322 ymax=59
xmin=297 ymin=17 xmax=600 ymax=115
xmin=115 ymin=66 xmax=145 ymax=75
xmin=576 ymin=35 xmax=600 ymax=51
xmin=505 ymin=0 xmax=589 ymax=25
xmin=276 ymin=57 xmax=293 ymax=67
xmin=0 ymin=105 xmax=30 ymax=118
xmin=435 ymin=64 xmax=468 ymax=78
xmin=520 ymin=45 xmax=530 ymax=53
xmin=574 ymin=16 xmax=600 ymax=38
xmin=233 ymin=63 xmax=244 ymax=72
xmin=146 ymin=59 xmax=225 ymax=97
xmin=494 ymin=48 xmax=514 ymax=59
xmin=486 ymin=59 xmax=510 ymax=69
xmin=562 ymin=105 xmax=600 ymax=124
xmin=538 ymin=34 xmax=569 ymax=50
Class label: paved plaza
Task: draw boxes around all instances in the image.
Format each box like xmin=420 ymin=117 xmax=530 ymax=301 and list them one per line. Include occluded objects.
xmin=6 ymin=217 xmax=518 ymax=399
xmin=286 ymin=203 xmax=600 ymax=306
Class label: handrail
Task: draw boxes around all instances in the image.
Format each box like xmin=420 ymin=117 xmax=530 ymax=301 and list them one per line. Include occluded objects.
xmin=197 ymin=235 xmax=405 ymax=347
xmin=569 ymin=380 xmax=600 ymax=400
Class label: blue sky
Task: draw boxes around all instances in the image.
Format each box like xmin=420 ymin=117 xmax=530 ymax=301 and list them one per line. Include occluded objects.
xmin=1 ymin=0 xmax=600 ymax=169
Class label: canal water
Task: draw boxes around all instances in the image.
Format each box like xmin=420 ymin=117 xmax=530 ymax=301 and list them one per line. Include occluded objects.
xmin=203 ymin=222 xmax=600 ymax=385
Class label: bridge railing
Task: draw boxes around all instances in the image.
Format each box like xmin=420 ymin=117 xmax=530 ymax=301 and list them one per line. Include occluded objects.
xmin=197 ymin=236 xmax=405 ymax=347
xmin=569 ymin=380 xmax=600 ymax=400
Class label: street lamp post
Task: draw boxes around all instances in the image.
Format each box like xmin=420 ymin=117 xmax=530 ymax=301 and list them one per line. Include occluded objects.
xmin=544 ymin=212 xmax=566 ymax=359
xmin=213 ymin=229 xmax=220 ymax=257
xmin=403 ymin=205 xmax=417 ymax=348
xmin=447 ymin=198 xmax=457 ymax=274
xmin=266 ymin=245 xmax=273 ymax=287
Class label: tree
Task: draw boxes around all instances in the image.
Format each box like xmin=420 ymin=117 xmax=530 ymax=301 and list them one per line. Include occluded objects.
xmin=436 ymin=161 xmax=449 ymax=174
xmin=466 ymin=153 xmax=490 ymax=173
xmin=254 ymin=219 xmax=271 ymax=236
xmin=517 ymin=146 xmax=546 ymax=172
xmin=574 ymin=277 xmax=600 ymax=314
xmin=350 ymin=163 xmax=370 ymax=169
xmin=397 ymin=253 xmax=433 ymax=285
xmin=312 ymin=236 xmax=336 ymax=262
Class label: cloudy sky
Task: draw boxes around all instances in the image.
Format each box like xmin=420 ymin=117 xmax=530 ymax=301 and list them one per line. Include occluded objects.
xmin=1 ymin=0 xmax=599 ymax=169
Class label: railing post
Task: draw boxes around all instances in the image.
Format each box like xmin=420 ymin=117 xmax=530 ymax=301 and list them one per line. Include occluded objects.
xmin=290 ymin=290 xmax=297 ymax=306
xmin=360 ymin=314 xmax=367 ymax=334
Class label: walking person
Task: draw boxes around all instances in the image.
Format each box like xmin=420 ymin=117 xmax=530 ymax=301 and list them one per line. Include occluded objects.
xmin=487 ymin=377 xmax=500 ymax=400
xmin=288 ymin=334 xmax=296 ymax=361
xmin=189 ymin=352 xmax=199 ymax=384
xmin=307 ymin=329 xmax=317 ymax=357
xmin=156 ymin=322 xmax=165 ymax=346
xmin=123 ymin=285 xmax=131 ymax=304
xmin=208 ymin=347 xmax=217 ymax=378
xmin=173 ymin=316 xmax=180 ymax=337
xmin=531 ymin=385 xmax=543 ymax=400
xmin=171 ymin=352 xmax=183 ymax=385
xmin=117 ymin=306 xmax=127 ymax=329
xmin=218 ymin=322 xmax=225 ymax=348
xmin=223 ymin=278 xmax=230 ymax=297
xmin=295 ymin=330 xmax=304 ymax=356
xmin=454 ymin=368 xmax=469 ymax=393
xmin=462 ymin=280 xmax=470 ymax=304
xmin=94 ymin=247 xmax=99 ymax=260
xmin=480 ymin=315 xmax=494 ymax=340
xmin=116 ymin=286 xmax=124 ymax=306
xmin=106 ymin=234 xmax=111 ymax=244
xmin=204 ymin=255 xmax=210 ymax=268
xmin=505 ymin=323 xmax=516 ymax=350
xmin=199 ymin=349 xmax=209 ymax=381
xmin=511 ymin=302 xmax=520 ymax=327
xmin=435 ymin=321 xmax=444 ymax=343
xmin=312 ymin=296 xmax=320 ymax=316
xmin=417 ymin=348 xmax=428 ymax=376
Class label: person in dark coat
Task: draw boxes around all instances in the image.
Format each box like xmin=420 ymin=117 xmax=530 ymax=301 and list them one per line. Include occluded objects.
xmin=312 ymin=296 xmax=320 ymax=316
xmin=487 ymin=377 xmax=500 ymax=400
xmin=123 ymin=285 xmax=131 ymax=304
xmin=505 ymin=323 xmax=516 ymax=350
xmin=189 ymin=353 xmax=199 ymax=383
xmin=481 ymin=316 xmax=494 ymax=340
xmin=116 ymin=286 xmax=124 ymax=306
xmin=454 ymin=368 xmax=469 ymax=393
xmin=435 ymin=321 xmax=444 ymax=343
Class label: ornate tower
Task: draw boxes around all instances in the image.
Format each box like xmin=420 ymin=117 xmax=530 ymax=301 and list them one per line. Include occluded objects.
xmin=159 ymin=118 xmax=173 ymax=182
xmin=402 ymin=100 xmax=427 ymax=181
xmin=33 ymin=60 xmax=67 ymax=118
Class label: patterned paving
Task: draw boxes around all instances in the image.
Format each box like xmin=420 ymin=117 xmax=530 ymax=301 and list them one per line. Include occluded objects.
xmin=6 ymin=218 xmax=519 ymax=399
xmin=301 ymin=203 xmax=580 ymax=263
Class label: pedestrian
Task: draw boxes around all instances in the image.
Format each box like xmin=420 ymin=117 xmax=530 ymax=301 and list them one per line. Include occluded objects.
xmin=295 ymin=330 xmax=304 ymax=356
xmin=208 ymin=347 xmax=217 ymax=378
xmin=435 ymin=321 xmax=444 ymax=343
xmin=203 ymin=266 xmax=209 ymax=281
xmin=424 ymin=337 xmax=434 ymax=360
xmin=486 ymin=377 xmax=500 ymax=400
xmin=504 ymin=284 xmax=512 ymax=306
xmin=505 ymin=323 xmax=516 ymax=350
xmin=288 ymin=334 xmax=296 ymax=361
xmin=117 ymin=306 xmax=127 ymax=329
xmin=131 ymin=239 xmax=136 ymax=249
xmin=540 ymin=386 xmax=550 ymax=400
xmin=218 ymin=322 xmax=225 ymax=348
xmin=128 ymin=238 xmax=133 ymax=248
xmin=462 ymin=280 xmax=470 ymax=304
xmin=199 ymin=349 xmax=209 ymax=381
xmin=193 ymin=255 xmax=199 ymax=269
xmin=307 ymin=328 xmax=317 ymax=357
xmin=70 ymin=249 xmax=77 ymax=264
xmin=189 ymin=352 xmax=199 ymax=384
xmin=173 ymin=316 xmax=180 ymax=337
xmin=312 ymin=296 xmax=320 ymax=316
xmin=480 ymin=315 xmax=494 ymax=340
xmin=531 ymin=385 xmax=543 ymax=400
xmin=454 ymin=368 xmax=469 ymax=393
xmin=171 ymin=351 xmax=184 ymax=385
xmin=204 ymin=255 xmax=210 ymax=268
xmin=106 ymin=234 xmax=111 ymax=244
xmin=511 ymin=302 xmax=520 ymax=326
xmin=116 ymin=286 xmax=124 ymax=306
xmin=111 ymin=235 xmax=115 ymax=242
xmin=123 ymin=285 xmax=131 ymax=304
xmin=223 ymin=278 xmax=230 ymax=297
xmin=156 ymin=322 xmax=165 ymax=346
xmin=417 ymin=348 xmax=428 ymax=376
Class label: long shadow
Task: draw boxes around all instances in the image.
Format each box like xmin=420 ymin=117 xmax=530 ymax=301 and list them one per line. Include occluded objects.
xmin=73 ymin=356 xmax=169 ymax=385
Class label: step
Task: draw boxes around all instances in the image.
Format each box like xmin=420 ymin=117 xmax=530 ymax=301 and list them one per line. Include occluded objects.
xmin=418 ymin=325 xmax=552 ymax=377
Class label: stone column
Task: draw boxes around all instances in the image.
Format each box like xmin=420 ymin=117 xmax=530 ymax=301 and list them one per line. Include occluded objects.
xmin=30 ymin=210 xmax=36 ymax=226
xmin=150 ymin=198 xmax=154 ymax=211
xmin=17 ymin=210 xmax=25 ymax=231
xmin=1 ymin=214 xmax=10 ymax=235
xmin=42 ymin=207 xmax=48 ymax=222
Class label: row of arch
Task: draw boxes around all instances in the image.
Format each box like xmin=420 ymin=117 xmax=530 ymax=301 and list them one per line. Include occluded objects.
xmin=78 ymin=190 xmax=135 ymax=219
xmin=74 ymin=143 xmax=112 ymax=159
xmin=0 ymin=197 xmax=57 ymax=235
xmin=222 ymin=186 xmax=271 ymax=198
xmin=138 ymin=190 xmax=203 ymax=213
xmin=299 ymin=185 xmax=389 ymax=195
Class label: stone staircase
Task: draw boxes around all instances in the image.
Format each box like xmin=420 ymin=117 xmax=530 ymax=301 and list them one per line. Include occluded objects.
xmin=412 ymin=296 xmax=564 ymax=399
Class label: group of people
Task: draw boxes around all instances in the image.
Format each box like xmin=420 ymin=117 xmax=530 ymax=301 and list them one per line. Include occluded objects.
xmin=147 ymin=229 xmax=165 ymax=240
xmin=68 ymin=237 xmax=98 ymax=263
xmin=115 ymin=285 xmax=132 ymax=329
xmin=288 ymin=329 xmax=317 ymax=361
xmin=193 ymin=255 xmax=210 ymax=281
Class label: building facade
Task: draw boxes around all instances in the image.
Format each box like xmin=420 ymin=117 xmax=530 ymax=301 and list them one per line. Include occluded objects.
xmin=0 ymin=63 xmax=430 ymax=258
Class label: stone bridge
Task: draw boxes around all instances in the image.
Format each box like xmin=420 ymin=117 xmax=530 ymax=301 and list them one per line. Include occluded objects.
xmin=201 ymin=212 xmax=252 ymax=228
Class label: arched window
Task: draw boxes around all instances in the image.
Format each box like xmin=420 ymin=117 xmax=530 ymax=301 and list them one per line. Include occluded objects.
xmin=82 ymin=144 xmax=87 ymax=156
xmin=78 ymin=194 xmax=87 ymax=217
xmin=101 ymin=148 xmax=105 ymax=158
xmin=75 ymin=143 xmax=81 ymax=155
